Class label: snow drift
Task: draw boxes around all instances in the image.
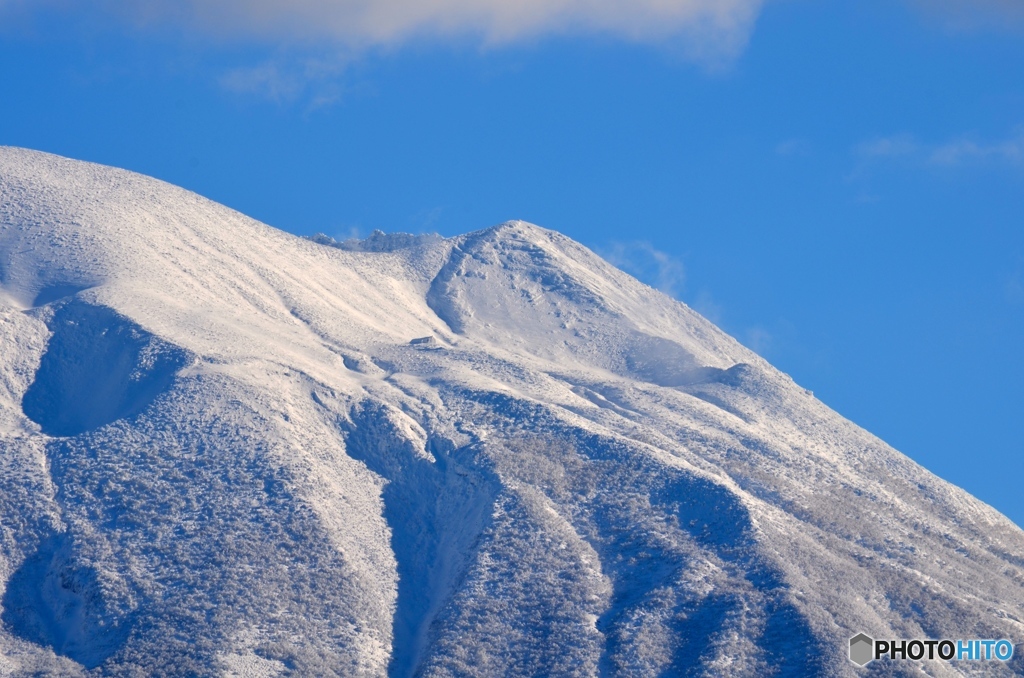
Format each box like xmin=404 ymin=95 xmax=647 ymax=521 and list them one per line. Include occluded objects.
xmin=0 ymin=147 xmax=1021 ymax=676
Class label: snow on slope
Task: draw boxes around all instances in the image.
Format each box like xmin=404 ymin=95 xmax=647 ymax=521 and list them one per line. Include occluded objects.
xmin=0 ymin=147 xmax=1021 ymax=677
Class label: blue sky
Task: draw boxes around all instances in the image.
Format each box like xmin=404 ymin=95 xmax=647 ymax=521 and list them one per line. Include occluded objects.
xmin=3 ymin=0 xmax=1023 ymax=526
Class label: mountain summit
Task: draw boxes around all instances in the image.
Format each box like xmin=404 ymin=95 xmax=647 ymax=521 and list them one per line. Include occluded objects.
xmin=0 ymin=147 xmax=1021 ymax=676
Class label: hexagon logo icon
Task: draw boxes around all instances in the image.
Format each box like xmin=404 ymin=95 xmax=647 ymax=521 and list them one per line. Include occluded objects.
xmin=849 ymin=633 xmax=874 ymax=666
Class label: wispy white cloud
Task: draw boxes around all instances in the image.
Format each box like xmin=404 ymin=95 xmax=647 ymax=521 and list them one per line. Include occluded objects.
xmin=856 ymin=135 xmax=918 ymax=160
xmin=1007 ymin=262 xmax=1024 ymax=306
xmin=0 ymin=0 xmax=765 ymax=103
xmin=221 ymin=62 xmax=305 ymax=101
xmin=5 ymin=0 xmax=764 ymax=64
xmin=856 ymin=129 xmax=1024 ymax=168
xmin=775 ymin=138 xmax=812 ymax=157
xmin=410 ymin=206 xmax=445 ymax=231
xmin=908 ymin=0 xmax=1024 ymax=31
xmin=929 ymin=137 xmax=1024 ymax=165
xmin=601 ymin=241 xmax=686 ymax=298
xmin=220 ymin=54 xmax=350 ymax=104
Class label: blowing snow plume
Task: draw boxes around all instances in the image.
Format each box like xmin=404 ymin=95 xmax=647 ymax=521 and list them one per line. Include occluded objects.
xmin=0 ymin=147 xmax=1022 ymax=676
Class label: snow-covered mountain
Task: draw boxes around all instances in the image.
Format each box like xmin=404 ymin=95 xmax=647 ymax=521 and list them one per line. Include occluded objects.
xmin=0 ymin=147 xmax=1021 ymax=677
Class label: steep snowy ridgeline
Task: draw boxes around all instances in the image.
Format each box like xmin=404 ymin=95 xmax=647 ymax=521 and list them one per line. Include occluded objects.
xmin=0 ymin=146 xmax=1022 ymax=677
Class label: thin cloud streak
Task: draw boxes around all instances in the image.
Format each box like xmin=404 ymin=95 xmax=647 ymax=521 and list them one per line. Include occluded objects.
xmin=3 ymin=0 xmax=764 ymax=64
xmin=1007 ymin=261 xmax=1024 ymax=306
xmin=220 ymin=54 xmax=351 ymax=104
xmin=856 ymin=130 xmax=1024 ymax=168
xmin=909 ymin=0 xmax=1024 ymax=31
xmin=0 ymin=0 xmax=765 ymax=103
xmin=775 ymin=138 xmax=812 ymax=157
xmin=929 ymin=137 xmax=1024 ymax=165
xmin=856 ymin=135 xmax=918 ymax=160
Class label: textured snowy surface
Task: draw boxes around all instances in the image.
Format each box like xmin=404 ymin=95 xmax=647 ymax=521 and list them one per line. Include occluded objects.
xmin=0 ymin=147 xmax=1021 ymax=676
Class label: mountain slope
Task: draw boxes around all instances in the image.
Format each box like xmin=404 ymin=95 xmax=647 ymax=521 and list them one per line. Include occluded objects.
xmin=0 ymin=147 xmax=1021 ymax=677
